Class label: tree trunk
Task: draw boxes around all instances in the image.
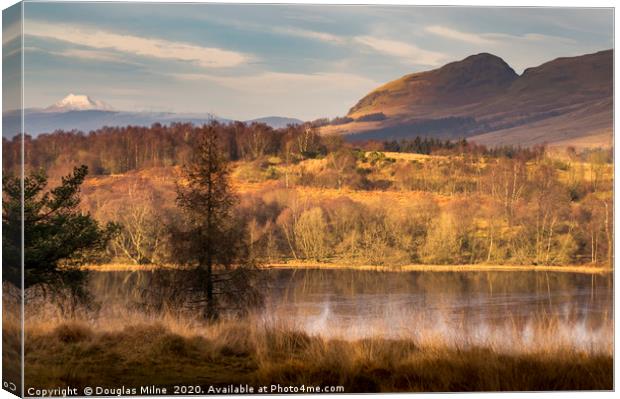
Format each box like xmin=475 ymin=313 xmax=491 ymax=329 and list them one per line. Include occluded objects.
xmin=206 ymin=253 xmax=216 ymax=321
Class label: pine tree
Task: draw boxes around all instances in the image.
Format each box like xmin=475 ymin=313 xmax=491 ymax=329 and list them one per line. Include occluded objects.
xmin=172 ymin=125 xmax=262 ymax=320
xmin=2 ymin=165 xmax=116 ymax=303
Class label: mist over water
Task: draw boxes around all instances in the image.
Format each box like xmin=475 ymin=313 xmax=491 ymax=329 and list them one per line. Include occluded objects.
xmin=72 ymin=269 xmax=612 ymax=353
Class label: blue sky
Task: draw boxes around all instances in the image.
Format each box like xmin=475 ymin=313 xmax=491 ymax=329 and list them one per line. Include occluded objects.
xmin=7 ymin=3 xmax=614 ymax=120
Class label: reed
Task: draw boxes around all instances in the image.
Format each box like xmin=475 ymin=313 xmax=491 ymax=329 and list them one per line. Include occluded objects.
xmin=21 ymin=312 xmax=612 ymax=392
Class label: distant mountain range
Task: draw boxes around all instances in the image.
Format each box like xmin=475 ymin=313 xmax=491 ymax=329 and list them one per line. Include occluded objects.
xmin=321 ymin=50 xmax=612 ymax=149
xmin=2 ymin=94 xmax=303 ymax=137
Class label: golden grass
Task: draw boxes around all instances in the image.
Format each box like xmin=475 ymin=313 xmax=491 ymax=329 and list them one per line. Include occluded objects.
xmin=80 ymin=263 xmax=162 ymax=271
xmin=21 ymin=317 xmax=612 ymax=392
xmin=276 ymin=185 xmax=454 ymax=207
xmin=79 ymin=262 xmax=612 ymax=275
xmin=265 ymin=261 xmax=613 ymax=275
xmin=2 ymin=301 xmax=22 ymax=395
xmin=368 ymin=151 xmax=441 ymax=162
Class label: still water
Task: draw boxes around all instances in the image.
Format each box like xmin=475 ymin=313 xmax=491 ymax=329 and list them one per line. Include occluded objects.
xmin=87 ymin=268 xmax=613 ymax=351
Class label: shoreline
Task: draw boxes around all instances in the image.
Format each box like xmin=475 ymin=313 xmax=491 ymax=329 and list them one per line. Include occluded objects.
xmin=81 ymin=262 xmax=613 ymax=274
xmin=265 ymin=262 xmax=612 ymax=274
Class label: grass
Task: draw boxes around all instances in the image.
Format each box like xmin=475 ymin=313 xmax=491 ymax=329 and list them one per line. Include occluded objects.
xmin=2 ymin=306 xmax=22 ymax=396
xmin=21 ymin=315 xmax=612 ymax=393
xmin=265 ymin=261 xmax=613 ymax=274
xmin=80 ymin=262 xmax=613 ymax=274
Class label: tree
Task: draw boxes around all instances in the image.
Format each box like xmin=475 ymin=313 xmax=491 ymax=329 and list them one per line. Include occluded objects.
xmin=2 ymin=165 xmax=116 ymax=307
xmin=326 ymin=148 xmax=358 ymax=190
xmin=527 ymin=162 xmax=574 ymax=265
xmin=172 ymin=125 xmax=262 ymax=320
xmin=578 ymin=194 xmax=613 ymax=266
xmin=110 ymin=183 xmax=167 ymax=265
xmin=294 ymin=207 xmax=330 ymax=261
xmin=239 ymin=123 xmax=272 ymax=160
xmin=296 ymin=126 xmax=323 ymax=158
xmin=485 ymin=158 xmax=527 ymax=225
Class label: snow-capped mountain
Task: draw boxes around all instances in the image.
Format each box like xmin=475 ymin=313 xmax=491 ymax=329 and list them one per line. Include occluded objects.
xmin=46 ymin=94 xmax=114 ymax=112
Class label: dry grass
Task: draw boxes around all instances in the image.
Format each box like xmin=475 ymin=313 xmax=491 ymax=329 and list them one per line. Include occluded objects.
xmin=22 ymin=316 xmax=612 ymax=392
xmin=265 ymin=261 xmax=613 ymax=275
xmin=376 ymin=151 xmax=443 ymax=162
xmin=80 ymin=263 xmax=162 ymax=271
xmin=2 ymin=302 xmax=22 ymax=395
xmin=79 ymin=262 xmax=612 ymax=274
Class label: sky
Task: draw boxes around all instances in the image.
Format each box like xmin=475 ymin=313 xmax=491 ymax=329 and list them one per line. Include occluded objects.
xmin=3 ymin=2 xmax=614 ymax=120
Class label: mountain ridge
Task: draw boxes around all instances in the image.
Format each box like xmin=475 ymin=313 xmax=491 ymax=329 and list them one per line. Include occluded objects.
xmin=325 ymin=49 xmax=612 ymax=149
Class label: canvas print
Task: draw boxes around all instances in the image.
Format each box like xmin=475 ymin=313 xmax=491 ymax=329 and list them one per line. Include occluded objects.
xmin=1 ymin=2 xmax=614 ymax=396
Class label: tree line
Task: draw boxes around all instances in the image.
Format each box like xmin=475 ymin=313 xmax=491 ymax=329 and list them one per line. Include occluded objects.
xmin=3 ymin=121 xmax=557 ymax=178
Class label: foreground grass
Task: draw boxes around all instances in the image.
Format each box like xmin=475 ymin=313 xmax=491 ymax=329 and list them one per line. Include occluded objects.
xmin=22 ymin=321 xmax=612 ymax=393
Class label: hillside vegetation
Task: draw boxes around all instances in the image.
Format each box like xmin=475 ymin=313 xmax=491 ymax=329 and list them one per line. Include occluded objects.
xmin=5 ymin=121 xmax=611 ymax=269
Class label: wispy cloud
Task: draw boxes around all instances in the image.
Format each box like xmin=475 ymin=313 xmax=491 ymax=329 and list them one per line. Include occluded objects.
xmin=426 ymin=25 xmax=577 ymax=47
xmin=29 ymin=46 xmax=128 ymax=64
xmin=2 ymin=20 xmax=21 ymax=46
xmin=354 ymin=36 xmax=446 ymax=66
xmin=57 ymin=48 xmax=127 ymax=63
xmin=173 ymin=71 xmax=379 ymax=94
xmin=272 ymin=26 xmax=346 ymax=45
xmin=425 ymin=25 xmax=494 ymax=45
xmin=26 ymin=20 xmax=251 ymax=68
xmin=486 ymin=32 xmax=577 ymax=45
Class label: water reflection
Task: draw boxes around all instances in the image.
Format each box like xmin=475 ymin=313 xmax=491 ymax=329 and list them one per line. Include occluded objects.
xmin=85 ymin=268 xmax=613 ymax=351
xmin=262 ymin=269 xmax=612 ymax=350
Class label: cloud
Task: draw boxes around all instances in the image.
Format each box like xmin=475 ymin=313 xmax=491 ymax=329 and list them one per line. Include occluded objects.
xmin=45 ymin=47 xmax=128 ymax=64
xmin=486 ymin=32 xmax=577 ymax=45
xmin=173 ymin=71 xmax=379 ymax=94
xmin=25 ymin=45 xmax=141 ymax=67
xmin=425 ymin=25 xmax=494 ymax=45
xmin=426 ymin=25 xmax=577 ymax=47
xmin=354 ymin=36 xmax=446 ymax=66
xmin=272 ymin=26 xmax=346 ymax=45
xmin=26 ymin=20 xmax=250 ymax=68
xmin=2 ymin=20 xmax=21 ymax=46
xmin=59 ymin=48 xmax=125 ymax=63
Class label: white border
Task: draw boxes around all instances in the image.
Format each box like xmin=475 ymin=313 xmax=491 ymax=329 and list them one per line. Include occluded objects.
xmin=0 ymin=1 xmax=616 ymax=399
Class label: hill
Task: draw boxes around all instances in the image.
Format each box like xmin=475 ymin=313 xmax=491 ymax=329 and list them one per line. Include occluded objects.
xmin=321 ymin=50 xmax=612 ymax=149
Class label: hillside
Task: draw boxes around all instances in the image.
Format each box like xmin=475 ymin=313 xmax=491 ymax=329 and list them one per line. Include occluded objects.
xmin=322 ymin=50 xmax=612 ymax=149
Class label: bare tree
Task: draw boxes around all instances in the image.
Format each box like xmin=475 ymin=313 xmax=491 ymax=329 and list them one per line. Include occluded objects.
xmin=485 ymin=158 xmax=527 ymax=225
xmin=326 ymin=148 xmax=358 ymax=190
xmin=528 ymin=162 xmax=573 ymax=264
xmin=296 ymin=126 xmax=322 ymax=158
xmin=294 ymin=207 xmax=330 ymax=261
xmin=111 ymin=182 xmax=166 ymax=264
